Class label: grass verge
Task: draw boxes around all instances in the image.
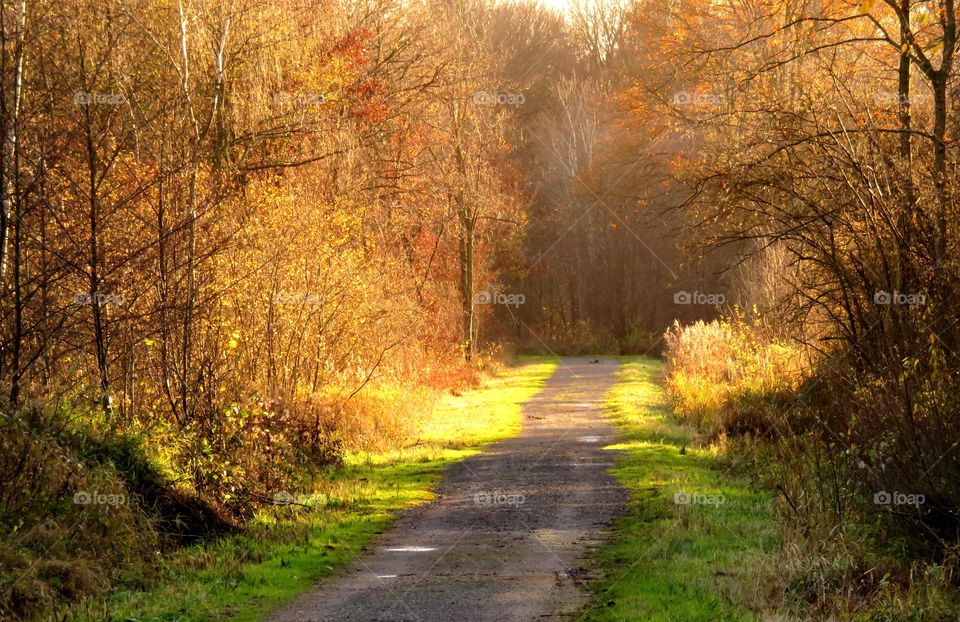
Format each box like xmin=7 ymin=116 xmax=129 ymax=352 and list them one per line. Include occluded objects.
xmin=579 ymin=357 xmax=780 ymax=621
xmin=62 ymin=358 xmax=557 ymax=622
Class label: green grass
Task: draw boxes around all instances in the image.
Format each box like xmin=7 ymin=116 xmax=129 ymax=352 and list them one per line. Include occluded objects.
xmin=579 ymin=357 xmax=780 ymax=622
xmin=63 ymin=358 xmax=557 ymax=622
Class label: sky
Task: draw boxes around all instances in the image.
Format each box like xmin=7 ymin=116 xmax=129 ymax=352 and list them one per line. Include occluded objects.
xmin=536 ymin=0 xmax=574 ymax=15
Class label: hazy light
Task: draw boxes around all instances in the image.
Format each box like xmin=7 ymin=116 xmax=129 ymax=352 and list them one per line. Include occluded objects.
xmin=536 ymin=0 xmax=574 ymax=15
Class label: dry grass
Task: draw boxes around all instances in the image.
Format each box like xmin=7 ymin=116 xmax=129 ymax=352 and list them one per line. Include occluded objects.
xmin=663 ymin=316 xmax=805 ymax=437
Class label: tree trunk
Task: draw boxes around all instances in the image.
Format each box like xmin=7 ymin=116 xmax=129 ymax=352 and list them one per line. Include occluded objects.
xmin=0 ymin=0 xmax=26 ymax=283
xmin=458 ymin=204 xmax=475 ymax=362
xmin=84 ymin=114 xmax=111 ymax=418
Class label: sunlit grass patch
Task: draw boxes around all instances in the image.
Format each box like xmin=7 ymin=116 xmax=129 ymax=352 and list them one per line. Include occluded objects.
xmin=418 ymin=360 xmax=555 ymax=444
xmin=580 ymin=357 xmax=780 ymax=622
xmin=63 ymin=358 xmax=557 ymax=622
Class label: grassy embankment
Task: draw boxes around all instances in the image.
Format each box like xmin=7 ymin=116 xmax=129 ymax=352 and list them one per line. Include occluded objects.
xmin=63 ymin=359 xmax=556 ymax=622
xmin=580 ymin=357 xmax=779 ymax=621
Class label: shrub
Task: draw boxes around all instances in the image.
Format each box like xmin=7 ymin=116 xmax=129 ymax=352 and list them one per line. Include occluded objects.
xmin=663 ymin=315 xmax=804 ymax=437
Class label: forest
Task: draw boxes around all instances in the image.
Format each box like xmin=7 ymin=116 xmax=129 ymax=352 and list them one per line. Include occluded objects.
xmin=0 ymin=0 xmax=958 ymax=619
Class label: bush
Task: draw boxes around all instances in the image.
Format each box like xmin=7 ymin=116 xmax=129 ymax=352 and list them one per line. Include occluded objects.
xmin=175 ymin=397 xmax=344 ymax=516
xmin=663 ymin=315 xmax=803 ymax=437
xmin=172 ymin=380 xmax=446 ymax=516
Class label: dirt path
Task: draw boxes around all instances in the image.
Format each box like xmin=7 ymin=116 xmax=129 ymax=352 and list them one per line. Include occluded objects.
xmin=266 ymin=358 xmax=628 ymax=622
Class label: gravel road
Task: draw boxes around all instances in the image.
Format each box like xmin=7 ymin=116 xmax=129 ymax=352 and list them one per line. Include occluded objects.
xmin=266 ymin=357 xmax=628 ymax=622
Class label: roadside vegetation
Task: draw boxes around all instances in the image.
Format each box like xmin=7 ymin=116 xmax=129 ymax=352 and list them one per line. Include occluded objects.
xmin=664 ymin=321 xmax=960 ymax=620
xmin=581 ymin=358 xmax=778 ymax=621
xmin=2 ymin=360 xmax=555 ymax=621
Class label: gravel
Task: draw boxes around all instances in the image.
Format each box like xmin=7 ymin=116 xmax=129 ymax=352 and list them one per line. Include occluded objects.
xmin=266 ymin=357 xmax=629 ymax=622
